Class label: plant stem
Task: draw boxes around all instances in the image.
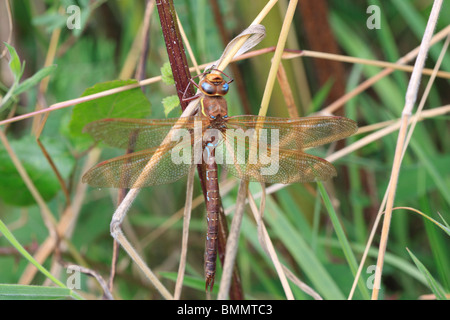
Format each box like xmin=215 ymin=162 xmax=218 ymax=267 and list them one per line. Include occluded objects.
xmin=156 ymin=0 xmax=243 ymax=299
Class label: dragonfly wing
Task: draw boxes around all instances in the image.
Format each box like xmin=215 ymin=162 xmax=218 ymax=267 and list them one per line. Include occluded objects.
xmin=226 ymin=115 xmax=357 ymax=150
xmin=217 ymin=136 xmax=336 ymax=184
xmin=83 ymin=117 xmax=206 ymax=150
xmin=82 ymin=141 xmax=193 ymax=188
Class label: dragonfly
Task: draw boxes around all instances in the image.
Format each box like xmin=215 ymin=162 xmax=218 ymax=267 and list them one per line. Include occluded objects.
xmin=82 ymin=69 xmax=358 ymax=291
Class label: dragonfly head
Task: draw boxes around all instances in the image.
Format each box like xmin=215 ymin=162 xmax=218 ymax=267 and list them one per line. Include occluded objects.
xmin=200 ymin=73 xmax=231 ymax=97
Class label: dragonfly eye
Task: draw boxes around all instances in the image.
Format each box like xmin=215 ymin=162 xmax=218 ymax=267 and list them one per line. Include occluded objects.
xmin=201 ymin=82 xmax=215 ymax=95
xmin=220 ymin=83 xmax=229 ymax=94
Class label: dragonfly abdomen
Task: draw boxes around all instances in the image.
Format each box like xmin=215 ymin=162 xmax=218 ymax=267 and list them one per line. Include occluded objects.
xmin=204 ymin=148 xmax=220 ymax=290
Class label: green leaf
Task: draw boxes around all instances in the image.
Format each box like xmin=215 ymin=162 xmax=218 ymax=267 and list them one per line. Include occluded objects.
xmin=317 ymin=181 xmax=370 ymax=299
xmin=406 ymin=248 xmax=447 ymax=300
xmin=438 ymin=212 xmax=450 ymax=230
xmin=162 ymin=95 xmax=180 ymax=117
xmin=69 ymin=79 xmax=152 ymax=136
xmin=161 ymin=62 xmax=175 ymax=85
xmin=0 ymin=284 xmax=75 ymax=300
xmin=309 ymin=78 xmax=334 ymax=113
xmin=14 ymin=65 xmax=58 ymax=95
xmin=0 ymin=43 xmax=26 ymax=112
xmin=32 ymin=11 xmax=67 ymax=33
xmin=0 ymin=86 xmax=16 ymax=113
xmin=0 ymin=135 xmax=75 ymax=206
xmin=3 ymin=42 xmax=22 ymax=81
xmin=0 ymin=219 xmax=83 ymax=300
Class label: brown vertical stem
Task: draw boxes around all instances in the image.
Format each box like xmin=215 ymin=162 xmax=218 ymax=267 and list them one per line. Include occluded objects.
xmin=156 ymin=0 xmax=195 ymax=109
xmin=298 ymin=0 xmax=353 ymax=190
xmin=135 ymin=0 xmax=154 ymax=84
xmin=36 ymin=138 xmax=71 ymax=204
xmin=277 ymin=62 xmax=299 ymax=118
xmin=297 ymin=0 xmax=346 ymax=114
xmin=156 ymin=0 xmax=243 ymax=299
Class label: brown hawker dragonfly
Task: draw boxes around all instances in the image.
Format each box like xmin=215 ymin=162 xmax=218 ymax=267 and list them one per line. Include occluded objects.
xmin=82 ymin=69 xmax=358 ymax=290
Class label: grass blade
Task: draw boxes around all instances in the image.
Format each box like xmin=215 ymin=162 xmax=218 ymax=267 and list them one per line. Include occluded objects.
xmin=406 ymin=248 xmax=447 ymax=300
xmin=317 ymin=181 xmax=370 ymax=299
xmin=0 ymin=284 xmax=75 ymax=300
xmin=0 ymin=218 xmax=83 ymax=300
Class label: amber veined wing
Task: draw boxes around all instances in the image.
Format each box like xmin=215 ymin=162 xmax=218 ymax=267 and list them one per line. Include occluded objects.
xmin=83 ymin=117 xmax=209 ymax=151
xmin=215 ymin=115 xmax=357 ymax=183
xmin=83 ymin=116 xmax=356 ymax=152
xmin=82 ymin=139 xmax=195 ymax=188
xmin=215 ymin=131 xmax=338 ymax=184
xmin=82 ymin=115 xmax=357 ymax=187
xmin=226 ymin=115 xmax=357 ymax=150
xmin=82 ymin=117 xmax=205 ymax=188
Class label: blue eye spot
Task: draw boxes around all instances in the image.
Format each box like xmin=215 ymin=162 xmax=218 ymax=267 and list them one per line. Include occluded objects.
xmin=201 ymin=82 xmax=215 ymax=95
xmin=221 ymin=83 xmax=229 ymax=94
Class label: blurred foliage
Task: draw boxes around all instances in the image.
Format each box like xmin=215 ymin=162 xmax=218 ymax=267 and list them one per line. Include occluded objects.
xmin=0 ymin=0 xmax=449 ymax=300
xmin=69 ymin=80 xmax=152 ymax=136
xmin=0 ymin=135 xmax=74 ymax=206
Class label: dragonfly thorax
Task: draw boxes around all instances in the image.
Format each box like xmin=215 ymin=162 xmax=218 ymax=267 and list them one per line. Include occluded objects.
xmin=197 ymin=71 xmax=233 ymax=125
xmin=201 ymin=95 xmax=229 ymax=126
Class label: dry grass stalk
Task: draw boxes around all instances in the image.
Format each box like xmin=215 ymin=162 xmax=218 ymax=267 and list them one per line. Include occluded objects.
xmin=284 ymin=50 xmax=450 ymax=80
xmin=0 ymin=0 xmax=13 ymax=59
xmin=276 ymin=61 xmax=299 ymax=118
xmin=19 ymin=148 xmax=100 ymax=284
xmin=247 ymin=189 xmax=294 ymax=300
xmin=371 ymin=0 xmax=443 ymax=300
xmin=217 ymin=180 xmax=248 ymax=299
xmin=0 ymin=130 xmax=57 ymax=233
xmin=174 ymin=165 xmax=196 ymax=299
xmin=322 ymin=24 xmax=450 ymax=116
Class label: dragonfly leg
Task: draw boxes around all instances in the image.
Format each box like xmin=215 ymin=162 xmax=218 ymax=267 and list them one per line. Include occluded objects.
xmin=181 ymin=78 xmax=201 ymax=102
